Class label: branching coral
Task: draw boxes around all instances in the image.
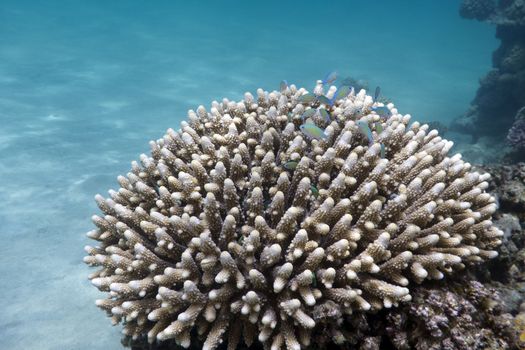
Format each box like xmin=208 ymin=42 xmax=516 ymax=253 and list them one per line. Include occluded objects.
xmin=84 ymin=80 xmax=503 ymax=350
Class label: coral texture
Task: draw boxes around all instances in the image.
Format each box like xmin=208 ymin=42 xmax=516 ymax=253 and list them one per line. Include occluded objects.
xmin=508 ymin=106 xmax=525 ymax=149
xmin=356 ymin=163 xmax=525 ymax=350
xmin=84 ymin=82 xmax=503 ymax=350
xmin=385 ymin=280 xmax=518 ymax=350
xmin=480 ymin=163 xmax=525 ymax=217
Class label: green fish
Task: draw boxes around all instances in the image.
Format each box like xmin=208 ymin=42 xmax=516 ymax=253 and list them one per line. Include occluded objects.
xmin=375 ymin=122 xmax=383 ymax=134
xmin=318 ymin=108 xmax=331 ymax=123
xmin=300 ymin=123 xmax=327 ymax=140
xmin=372 ymin=106 xmax=392 ymax=119
xmin=380 ymin=143 xmax=386 ymax=158
xmin=334 ymin=85 xmax=351 ymax=101
xmin=284 ymin=161 xmax=298 ymax=170
xmin=339 ymin=77 xmax=355 ymax=87
xmin=297 ymin=93 xmax=317 ymax=104
xmin=317 ymin=95 xmax=332 ymax=105
xmin=280 ymin=80 xmax=288 ymax=92
xmin=301 ymin=109 xmax=316 ymax=121
xmin=374 ymin=86 xmax=381 ymax=102
xmin=311 ymin=271 xmax=317 ymax=287
xmin=357 ymin=120 xmax=373 ymax=144
xmin=322 ymin=71 xmax=337 ymax=85
xmin=310 ymin=185 xmax=319 ymax=198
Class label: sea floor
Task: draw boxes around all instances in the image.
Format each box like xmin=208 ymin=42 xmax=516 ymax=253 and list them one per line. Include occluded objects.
xmin=0 ymin=1 xmax=498 ymax=349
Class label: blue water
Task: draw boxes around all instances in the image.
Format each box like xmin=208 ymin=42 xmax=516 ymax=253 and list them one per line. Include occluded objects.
xmin=0 ymin=1 xmax=497 ymax=349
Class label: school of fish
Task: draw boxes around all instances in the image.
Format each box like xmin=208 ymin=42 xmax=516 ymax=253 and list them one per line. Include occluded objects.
xmin=279 ymin=73 xmax=390 ymax=199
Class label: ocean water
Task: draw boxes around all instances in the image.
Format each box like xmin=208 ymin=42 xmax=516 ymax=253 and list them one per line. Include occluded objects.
xmin=0 ymin=1 xmax=497 ymax=349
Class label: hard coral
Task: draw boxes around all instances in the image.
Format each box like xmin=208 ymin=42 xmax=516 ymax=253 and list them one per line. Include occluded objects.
xmin=508 ymin=106 xmax=525 ymax=149
xmin=385 ymin=280 xmax=518 ymax=350
xmin=84 ymin=82 xmax=503 ymax=350
xmin=481 ymin=162 xmax=525 ymax=215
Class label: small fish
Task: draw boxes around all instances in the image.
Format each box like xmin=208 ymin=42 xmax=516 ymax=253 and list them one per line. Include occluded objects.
xmin=372 ymin=106 xmax=392 ymax=119
xmin=280 ymin=80 xmax=288 ymax=92
xmin=284 ymin=161 xmax=298 ymax=170
xmin=380 ymin=143 xmax=386 ymax=158
xmin=339 ymin=77 xmax=354 ymax=87
xmin=318 ymin=108 xmax=331 ymax=123
xmin=310 ymin=185 xmax=319 ymax=198
xmin=333 ymin=85 xmax=351 ymax=101
xmin=297 ymin=93 xmax=317 ymax=104
xmin=301 ymin=109 xmax=316 ymax=121
xmin=287 ymin=112 xmax=293 ymax=121
xmin=300 ymin=123 xmax=327 ymax=140
xmin=311 ymin=271 xmax=317 ymax=287
xmin=374 ymin=86 xmax=381 ymax=102
xmin=322 ymin=71 xmax=337 ymax=85
xmin=317 ymin=95 xmax=332 ymax=105
xmin=357 ymin=120 xmax=373 ymax=144
xmin=375 ymin=122 xmax=383 ymax=134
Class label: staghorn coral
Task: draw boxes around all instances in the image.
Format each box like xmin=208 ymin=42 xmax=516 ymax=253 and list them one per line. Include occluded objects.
xmin=84 ymin=81 xmax=503 ymax=350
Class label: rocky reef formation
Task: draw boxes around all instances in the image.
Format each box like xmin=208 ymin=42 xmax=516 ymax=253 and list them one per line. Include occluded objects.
xmin=383 ymin=280 xmax=518 ymax=350
xmin=126 ymin=278 xmax=523 ymax=350
xmin=453 ymin=0 xmax=525 ymax=150
xmin=477 ymin=162 xmax=525 ymax=349
xmin=507 ymin=106 xmax=525 ymax=151
xmin=84 ymin=80 xmax=504 ymax=350
xmin=481 ymin=162 xmax=525 ymax=218
xmin=460 ymin=0 xmax=525 ymax=25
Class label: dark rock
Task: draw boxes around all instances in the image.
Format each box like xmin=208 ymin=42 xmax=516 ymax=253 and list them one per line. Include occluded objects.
xmin=459 ymin=0 xmax=496 ymax=21
xmin=507 ymin=106 xmax=525 ymax=151
xmin=454 ymin=0 xmax=525 ymax=157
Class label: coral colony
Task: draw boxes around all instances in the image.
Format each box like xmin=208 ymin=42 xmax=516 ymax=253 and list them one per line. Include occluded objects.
xmin=84 ymin=73 xmax=503 ymax=350
xmin=507 ymin=106 xmax=525 ymax=149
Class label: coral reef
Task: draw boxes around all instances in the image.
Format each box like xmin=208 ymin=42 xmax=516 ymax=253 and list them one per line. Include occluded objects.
xmin=84 ymin=81 xmax=503 ymax=350
xmin=508 ymin=106 xmax=525 ymax=149
xmin=475 ymin=164 xmax=525 ymax=318
xmin=460 ymin=0 xmax=497 ymax=22
xmin=479 ymin=163 xmax=525 ymax=218
xmin=460 ymin=0 xmax=525 ymax=26
xmin=473 ymin=163 xmax=525 ymax=349
xmin=367 ymin=163 xmax=525 ymax=350
xmin=384 ymin=280 xmax=518 ymax=350
xmin=453 ymin=0 xmax=525 ymax=150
